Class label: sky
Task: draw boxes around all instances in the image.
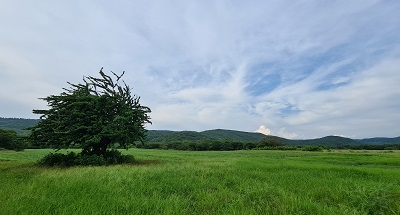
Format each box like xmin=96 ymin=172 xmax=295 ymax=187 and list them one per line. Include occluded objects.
xmin=1 ymin=1 xmax=400 ymax=139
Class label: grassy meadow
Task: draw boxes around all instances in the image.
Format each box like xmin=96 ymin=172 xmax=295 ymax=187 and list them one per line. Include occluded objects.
xmin=1 ymin=149 xmax=400 ymax=214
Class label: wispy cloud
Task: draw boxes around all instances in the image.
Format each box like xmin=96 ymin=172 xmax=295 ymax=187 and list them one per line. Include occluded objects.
xmin=1 ymin=1 xmax=399 ymax=138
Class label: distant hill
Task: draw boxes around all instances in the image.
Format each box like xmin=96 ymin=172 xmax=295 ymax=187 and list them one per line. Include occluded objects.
xmin=145 ymin=130 xmax=175 ymax=140
xmin=201 ymin=129 xmax=266 ymax=142
xmin=258 ymin=135 xmax=293 ymax=145
xmin=146 ymin=129 xmax=266 ymax=142
xmin=293 ymin=136 xmax=359 ymax=147
xmin=148 ymin=131 xmax=212 ymax=142
xmin=0 ymin=118 xmax=39 ymax=135
xmin=357 ymin=137 xmax=400 ymax=145
xmin=256 ymin=135 xmax=358 ymax=147
xmin=146 ymin=130 xmax=400 ymax=146
xmin=1 ymin=118 xmax=399 ymax=146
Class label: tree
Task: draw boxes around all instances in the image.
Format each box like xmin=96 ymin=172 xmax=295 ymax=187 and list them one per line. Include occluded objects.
xmin=257 ymin=136 xmax=285 ymax=148
xmin=0 ymin=129 xmax=25 ymax=151
xmin=29 ymin=68 xmax=151 ymax=157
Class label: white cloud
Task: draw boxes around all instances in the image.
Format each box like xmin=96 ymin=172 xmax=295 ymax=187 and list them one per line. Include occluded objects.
xmin=0 ymin=1 xmax=399 ymax=138
xmin=273 ymin=128 xmax=302 ymax=140
xmin=256 ymin=125 xmax=271 ymax=135
xmin=255 ymin=125 xmax=302 ymax=139
xmin=265 ymin=58 xmax=400 ymax=138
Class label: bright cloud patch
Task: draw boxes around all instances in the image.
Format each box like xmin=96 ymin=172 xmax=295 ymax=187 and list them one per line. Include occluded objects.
xmin=256 ymin=125 xmax=271 ymax=136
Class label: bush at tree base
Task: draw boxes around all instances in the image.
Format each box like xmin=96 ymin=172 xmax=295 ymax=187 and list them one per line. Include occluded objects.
xmin=38 ymin=149 xmax=135 ymax=167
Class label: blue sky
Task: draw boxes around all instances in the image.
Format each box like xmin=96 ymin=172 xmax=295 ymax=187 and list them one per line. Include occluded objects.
xmin=1 ymin=1 xmax=400 ymax=139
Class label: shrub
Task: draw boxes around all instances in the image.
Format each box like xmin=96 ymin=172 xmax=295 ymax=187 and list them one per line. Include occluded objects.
xmin=38 ymin=150 xmax=135 ymax=167
xmin=257 ymin=136 xmax=285 ymax=148
xmin=103 ymin=149 xmax=136 ymax=164
xmin=38 ymin=152 xmax=77 ymax=167
xmin=256 ymin=146 xmax=299 ymax=151
xmin=141 ymin=140 xmax=260 ymax=151
xmin=301 ymin=146 xmax=324 ymax=151
xmin=120 ymin=154 xmax=136 ymax=164
xmin=103 ymin=149 xmax=122 ymax=164
xmin=75 ymin=154 xmax=106 ymax=166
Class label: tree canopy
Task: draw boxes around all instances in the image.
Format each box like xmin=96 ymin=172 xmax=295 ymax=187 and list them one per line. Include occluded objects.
xmin=29 ymin=68 xmax=151 ymax=157
xmin=0 ymin=128 xmax=25 ymax=151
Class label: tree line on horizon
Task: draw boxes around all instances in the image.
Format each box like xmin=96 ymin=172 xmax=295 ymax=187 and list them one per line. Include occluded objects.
xmin=1 ymin=118 xmax=400 ymax=152
xmin=2 ymin=117 xmax=399 ymax=144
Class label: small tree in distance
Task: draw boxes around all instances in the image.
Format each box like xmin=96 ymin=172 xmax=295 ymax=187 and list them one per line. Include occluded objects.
xmin=257 ymin=136 xmax=285 ymax=148
xmin=30 ymin=68 xmax=151 ymax=165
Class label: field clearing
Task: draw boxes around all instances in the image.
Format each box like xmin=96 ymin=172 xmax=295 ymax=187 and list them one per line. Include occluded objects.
xmin=1 ymin=149 xmax=400 ymax=214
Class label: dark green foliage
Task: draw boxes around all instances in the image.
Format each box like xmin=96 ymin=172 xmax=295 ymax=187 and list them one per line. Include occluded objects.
xmin=146 ymin=129 xmax=266 ymax=142
xmin=254 ymin=145 xmax=328 ymax=151
xmin=38 ymin=152 xmax=77 ymax=167
xmin=201 ymin=129 xmax=266 ymax=142
xmin=75 ymin=154 xmax=107 ymax=166
xmin=29 ymin=68 xmax=151 ymax=162
xmin=357 ymin=136 xmax=400 ymax=145
xmin=142 ymin=129 xmax=266 ymax=151
xmin=255 ymin=146 xmax=300 ymax=150
xmin=253 ymin=135 xmax=363 ymax=147
xmin=295 ymin=136 xmax=358 ymax=147
xmin=141 ymin=135 xmax=400 ymax=151
xmin=160 ymin=131 xmax=211 ymax=142
xmin=3 ymin=118 xmax=399 ymax=148
xmin=0 ymin=129 xmax=25 ymax=151
xmin=138 ymin=140 xmax=258 ymax=151
xmin=144 ymin=130 xmax=175 ymax=141
xmin=38 ymin=150 xmax=135 ymax=167
xmin=257 ymin=135 xmax=286 ymax=148
xmin=301 ymin=146 xmax=325 ymax=151
xmin=346 ymin=144 xmax=400 ymax=150
xmin=139 ymin=137 xmax=399 ymax=151
xmin=103 ymin=149 xmax=136 ymax=164
xmin=0 ymin=118 xmax=39 ymax=135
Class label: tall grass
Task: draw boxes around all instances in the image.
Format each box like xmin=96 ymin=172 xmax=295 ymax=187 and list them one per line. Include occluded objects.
xmin=1 ymin=149 xmax=399 ymax=214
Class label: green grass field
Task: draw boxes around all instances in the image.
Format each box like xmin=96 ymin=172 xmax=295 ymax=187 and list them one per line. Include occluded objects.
xmin=1 ymin=149 xmax=399 ymax=214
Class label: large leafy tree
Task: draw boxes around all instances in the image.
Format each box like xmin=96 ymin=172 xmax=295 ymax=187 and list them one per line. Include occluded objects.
xmin=30 ymin=68 xmax=151 ymax=156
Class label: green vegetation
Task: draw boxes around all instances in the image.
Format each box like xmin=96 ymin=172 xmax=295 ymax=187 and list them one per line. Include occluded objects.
xmin=0 ymin=128 xmax=26 ymax=151
xmin=146 ymin=130 xmax=400 ymax=149
xmin=359 ymin=136 xmax=400 ymax=145
xmin=0 ymin=149 xmax=399 ymax=214
xmin=346 ymin=144 xmax=400 ymax=150
xmin=0 ymin=117 xmax=39 ymax=135
xmin=146 ymin=129 xmax=266 ymax=142
xmin=140 ymin=135 xmax=400 ymax=151
xmin=201 ymin=129 xmax=266 ymax=141
xmin=138 ymin=140 xmax=257 ymax=151
xmin=257 ymin=135 xmax=286 ymax=147
xmin=255 ymin=145 xmax=300 ymax=151
xmin=254 ymin=135 xmax=360 ymax=147
xmin=301 ymin=145 xmax=325 ymax=151
xmin=1 ymin=118 xmax=399 ymax=149
xmin=29 ymin=69 xmax=151 ymax=165
xmin=295 ymin=136 xmax=359 ymax=147
xmin=38 ymin=150 xmax=136 ymax=167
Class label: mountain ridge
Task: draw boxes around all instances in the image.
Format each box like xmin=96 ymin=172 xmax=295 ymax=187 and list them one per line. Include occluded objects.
xmin=1 ymin=118 xmax=399 ymax=145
